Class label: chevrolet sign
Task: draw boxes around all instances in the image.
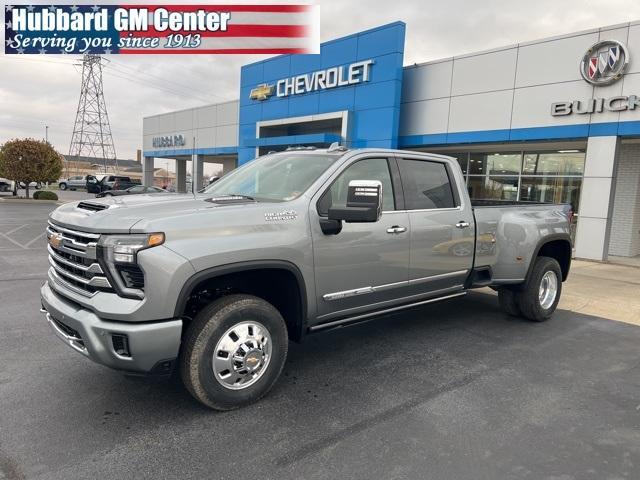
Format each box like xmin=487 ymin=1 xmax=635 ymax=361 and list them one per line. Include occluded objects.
xmin=249 ymin=60 xmax=375 ymax=101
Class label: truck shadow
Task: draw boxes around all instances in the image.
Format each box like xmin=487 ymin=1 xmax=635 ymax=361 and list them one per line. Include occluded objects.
xmin=36 ymin=290 xmax=640 ymax=475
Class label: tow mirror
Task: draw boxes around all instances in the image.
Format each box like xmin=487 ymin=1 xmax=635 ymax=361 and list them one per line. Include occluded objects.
xmin=328 ymin=180 xmax=383 ymax=223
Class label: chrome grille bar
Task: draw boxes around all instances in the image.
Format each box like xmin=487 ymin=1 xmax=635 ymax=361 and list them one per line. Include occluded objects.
xmin=47 ymin=244 xmax=103 ymax=275
xmin=46 ymin=221 xmax=114 ymax=296
xmin=48 ymin=257 xmax=111 ymax=288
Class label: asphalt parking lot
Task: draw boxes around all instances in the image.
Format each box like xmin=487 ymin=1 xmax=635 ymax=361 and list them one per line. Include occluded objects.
xmin=0 ymin=202 xmax=639 ymax=480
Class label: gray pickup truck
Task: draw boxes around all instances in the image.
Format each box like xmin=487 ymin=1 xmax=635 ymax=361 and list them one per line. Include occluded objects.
xmin=41 ymin=147 xmax=572 ymax=410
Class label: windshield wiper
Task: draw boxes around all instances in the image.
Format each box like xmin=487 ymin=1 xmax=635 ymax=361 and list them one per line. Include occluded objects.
xmin=226 ymin=193 xmax=256 ymax=201
xmin=207 ymin=193 xmax=257 ymax=202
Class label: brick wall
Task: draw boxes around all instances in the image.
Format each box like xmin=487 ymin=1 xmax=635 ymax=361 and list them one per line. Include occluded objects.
xmin=608 ymin=143 xmax=640 ymax=257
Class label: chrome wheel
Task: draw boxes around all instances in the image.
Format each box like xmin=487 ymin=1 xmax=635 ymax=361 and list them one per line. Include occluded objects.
xmin=538 ymin=270 xmax=558 ymax=310
xmin=212 ymin=321 xmax=272 ymax=390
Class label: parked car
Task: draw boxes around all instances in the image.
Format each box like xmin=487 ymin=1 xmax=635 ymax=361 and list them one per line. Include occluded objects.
xmin=59 ymin=175 xmax=89 ymax=191
xmin=42 ymin=146 xmax=572 ymax=410
xmin=0 ymin=178 xmax=12 ymax=192
xmin=86 ymin=175 xmax=140 ymax=194
xmin=19 ymin=181 xmax=42 ymax=189
xmin=96 ymin=185 xmax=168 ymax=197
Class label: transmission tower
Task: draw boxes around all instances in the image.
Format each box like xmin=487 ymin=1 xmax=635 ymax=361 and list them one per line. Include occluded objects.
xmin=69 ymin=54 xmax=117 ymax=173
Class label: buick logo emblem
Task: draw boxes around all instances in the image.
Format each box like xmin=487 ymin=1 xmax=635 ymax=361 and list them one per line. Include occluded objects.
xmin=580 ymin=40 xmax=629 ymax=86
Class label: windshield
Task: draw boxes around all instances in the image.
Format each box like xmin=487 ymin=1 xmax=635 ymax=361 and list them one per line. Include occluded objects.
xmin=203 ymin=152 xmax=343 ymax=201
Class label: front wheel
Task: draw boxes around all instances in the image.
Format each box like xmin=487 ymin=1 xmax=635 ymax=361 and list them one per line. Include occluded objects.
xmin=515 ymin=256 xmax=562 ymax=322
xmin=59 ymin=183 xmax=67 ymax=190
xmin=180 ymin=294 xmax=288 ymax=410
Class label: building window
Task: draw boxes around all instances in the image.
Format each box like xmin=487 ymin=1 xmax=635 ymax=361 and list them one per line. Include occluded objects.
xmin=467 ymin=176 xmax=519 ymax=201
xmin=519 ymin=176 xmax=582 ymax=212
xmin=446 ymin=153 xmax=468 ymax=175
xmin=469 ymin=152 xmax=521 ymax=176
xmin=523 ymin=152 xmax=585 ymax=176
xmin=447 ymin=150 xmax=585 ymax=212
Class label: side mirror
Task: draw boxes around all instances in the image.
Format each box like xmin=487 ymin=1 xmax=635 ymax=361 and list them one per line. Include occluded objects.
xmin=328 ymin=180 xmax=383 ymax=223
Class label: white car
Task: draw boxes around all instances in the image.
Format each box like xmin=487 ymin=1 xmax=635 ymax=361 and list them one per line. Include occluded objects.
xmin=0 ymin=178 xmax=12 ymax=192
xmin=18 ymin=181 xmax=42 ymax=189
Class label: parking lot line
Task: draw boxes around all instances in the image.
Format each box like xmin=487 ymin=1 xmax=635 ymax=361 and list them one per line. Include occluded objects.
xmin=4 ymin=224 xmax=29 ymax=235
xmin=24 ymin=231 xmax=46 ymax=248
xmin=0 ymin=232 xmax=27 ymax=249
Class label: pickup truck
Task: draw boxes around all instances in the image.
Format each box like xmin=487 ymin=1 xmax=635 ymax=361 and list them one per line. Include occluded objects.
xmin=59 ymin=175 xmax=89 ymax=191
xmin=86 ymin=174 xmax=140 ymax=194
xmin=41 ymin=147 xmax=572 ymax=410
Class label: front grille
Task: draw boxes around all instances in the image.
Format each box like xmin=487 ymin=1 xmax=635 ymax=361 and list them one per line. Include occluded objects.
xmin=118 ymin=265 xmax=145 ymax=290
xmin=77 ymin=201 xmax=109 ymax=212
xmin=47 ymin=222 xmax=114 ymax=296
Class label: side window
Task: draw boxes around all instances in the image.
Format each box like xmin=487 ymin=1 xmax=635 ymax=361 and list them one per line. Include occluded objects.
xmin=318 ymin=158 xmax=394 ymax=215
xmin=398 ymin=159 xmax=455 ymax=210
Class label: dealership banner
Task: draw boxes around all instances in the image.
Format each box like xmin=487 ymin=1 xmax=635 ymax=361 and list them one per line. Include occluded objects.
xmin=4 ymin=4 xmax=320 ymax=54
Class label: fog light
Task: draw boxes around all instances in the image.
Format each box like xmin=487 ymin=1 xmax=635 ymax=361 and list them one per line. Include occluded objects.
xmin=111 ymin=334 xmax=130 ymax=357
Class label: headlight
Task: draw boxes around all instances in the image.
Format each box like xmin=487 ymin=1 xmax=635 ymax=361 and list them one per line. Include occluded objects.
xmin=99 ymin=233 xmax=165 ymax=264
xmin=97 ymin=233 xmax=164 ymax=299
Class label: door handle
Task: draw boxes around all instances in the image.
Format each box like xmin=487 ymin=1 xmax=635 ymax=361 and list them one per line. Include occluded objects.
xmin=455 ymin=221 xmax=470 ymax=229
xmin=386 ymin=226 xmax=407 ymax=234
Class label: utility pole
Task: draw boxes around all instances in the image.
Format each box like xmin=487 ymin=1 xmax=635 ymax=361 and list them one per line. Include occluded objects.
xmin=69 ymin=54 xmax=117 ymax=173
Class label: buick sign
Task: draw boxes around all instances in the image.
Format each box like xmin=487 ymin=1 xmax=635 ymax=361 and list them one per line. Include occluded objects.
xmin=552 ymin=40 xmax=632 ymax=116
xmin=580 ymin=40 xmax=629 ymax=86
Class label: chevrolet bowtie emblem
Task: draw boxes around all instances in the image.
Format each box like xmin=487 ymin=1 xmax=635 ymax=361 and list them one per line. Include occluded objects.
xmin=249 ymin=83 xmax=274 ymax=101
xmin=49 ymin=232 xmax=63 ymax=249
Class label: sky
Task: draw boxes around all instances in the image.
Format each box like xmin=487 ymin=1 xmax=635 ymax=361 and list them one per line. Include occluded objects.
xmin=2 ymin=0 xmax=640 ymax=173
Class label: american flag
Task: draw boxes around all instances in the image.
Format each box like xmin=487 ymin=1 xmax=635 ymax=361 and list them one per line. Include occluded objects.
xmin=4 ymin=4 xmax=319 ymax=55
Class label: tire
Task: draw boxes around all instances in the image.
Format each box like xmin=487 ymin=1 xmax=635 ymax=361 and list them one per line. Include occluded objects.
xmin=180 ymin=294 xmax=288 ymax=410
xmin=498 ymin=288 xmax=521 ymax=316
xmin=59 ymin=183 xmax=67 ymax=190
xmin=515 ymin=256 xmax=562 ymax=322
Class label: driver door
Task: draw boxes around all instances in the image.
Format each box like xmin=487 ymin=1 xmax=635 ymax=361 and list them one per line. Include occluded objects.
xmin=86 ymin=175 xmax=99 ymax=194
xmin=310 ymin=157 xmax=410 ymax=322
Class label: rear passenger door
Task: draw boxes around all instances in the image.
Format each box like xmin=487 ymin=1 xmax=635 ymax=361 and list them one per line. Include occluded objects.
xmin=396 ymin=155 xmax=475 ymax=293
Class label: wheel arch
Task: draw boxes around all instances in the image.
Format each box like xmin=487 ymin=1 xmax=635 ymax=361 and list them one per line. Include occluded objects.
xmin=526 ymin=234 xmax=572 ymax=283
xmin=175 ymin=260 xmax=308 ymax=342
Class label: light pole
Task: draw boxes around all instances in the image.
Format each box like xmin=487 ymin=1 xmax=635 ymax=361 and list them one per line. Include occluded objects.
xmin=45 ymin=125 xmax=49 ymax=143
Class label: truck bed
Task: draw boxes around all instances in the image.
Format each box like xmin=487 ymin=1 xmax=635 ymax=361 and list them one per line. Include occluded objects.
xmin=471 ymin=202 xmax=572 ymax=283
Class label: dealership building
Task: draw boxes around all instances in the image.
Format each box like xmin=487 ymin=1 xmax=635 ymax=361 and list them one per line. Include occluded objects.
xmin=143 ymin=20 xmax=640 ymax=263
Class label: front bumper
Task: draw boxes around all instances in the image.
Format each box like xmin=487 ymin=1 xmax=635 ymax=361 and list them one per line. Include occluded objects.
xmin=40 ymin=282 xmax=182 ymax=374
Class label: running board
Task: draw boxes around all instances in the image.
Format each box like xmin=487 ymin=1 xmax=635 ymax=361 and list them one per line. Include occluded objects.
xmin=309 ymin=291 xmax=467 ymax=332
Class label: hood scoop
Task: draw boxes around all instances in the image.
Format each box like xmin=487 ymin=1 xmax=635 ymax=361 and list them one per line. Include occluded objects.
xmin=77 ymin=201 xmax=110 ymax=213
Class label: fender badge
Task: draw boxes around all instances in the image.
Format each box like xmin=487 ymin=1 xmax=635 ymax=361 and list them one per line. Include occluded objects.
xmin=264 ymin=210 xmax=297 ymax=222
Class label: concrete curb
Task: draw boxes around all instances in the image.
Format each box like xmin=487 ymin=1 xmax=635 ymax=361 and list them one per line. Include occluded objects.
xmin=0 ymin=197 xmax=63 ymax=205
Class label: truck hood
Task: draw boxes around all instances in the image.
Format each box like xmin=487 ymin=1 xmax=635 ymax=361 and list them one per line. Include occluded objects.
xmin=49 ymin=193 xmax=265 ymax=233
